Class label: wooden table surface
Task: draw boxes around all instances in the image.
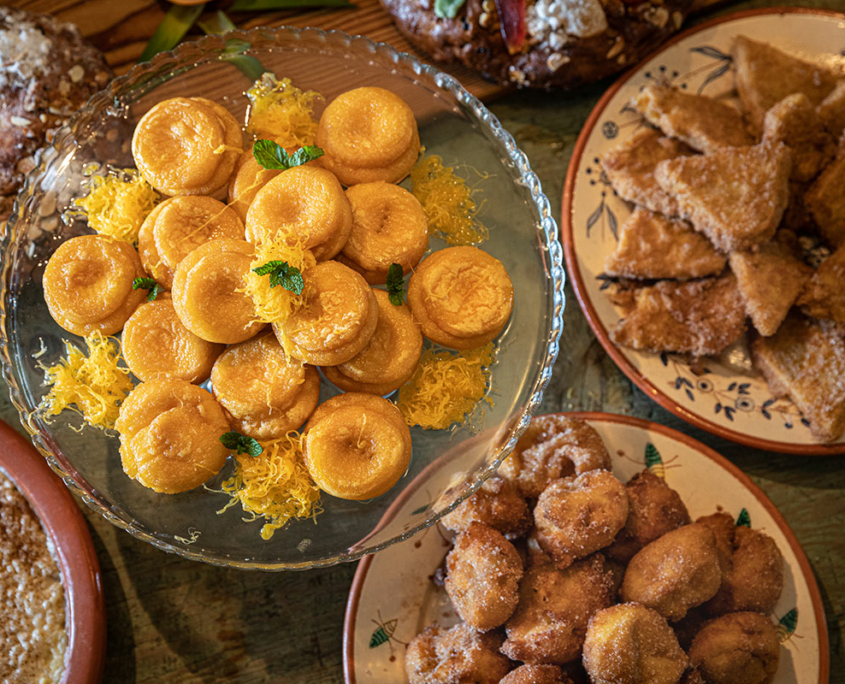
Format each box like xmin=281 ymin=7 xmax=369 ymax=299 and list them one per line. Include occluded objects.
xmin=5 ymin=0 xmax=845 ymax=681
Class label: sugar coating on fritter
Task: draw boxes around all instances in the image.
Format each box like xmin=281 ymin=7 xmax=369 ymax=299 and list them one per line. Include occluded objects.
xmin=600 ymin=129 xmax=692 ymax=216
xmin=603 ymin=208 xmax=726 ymax=281
xmin=688 ymin=612 xmax=780 ymax=684
xmin=534 ymin=470 xmax=629 ymax=570
xmin=500 ymin=415 xmax=611 ymax=499
xmin=606 ymin=469 xmax=691 ymax=563
xmin=445 ymin=522 xmax=523 ymax=631
xmin=440 ymin=476 xmax=531 ymax=539
xmin=621 ymin=523 xmax=722 ymax=621
xmin=503 ymin=554 xmax=615 ymax=665
xmin=635 ymin=84 xmax=753 ymax=153
xmin=582 ymin=603 xmax=688 ymax=684
xmin=609 ymin=273 xmax=746 ymax=357
xmin=500 ymin=664 xmax=572 ymax=684
xmin=404 ymin=622 xmax=510 ymax=684
xmin=806 ymin=143 xmax=845 ymax=248
xmin=798 ymin=243 xmax=845 ymax=323
xmin=817 ymin=81 xmax=845 ymax=137
xmin=654 ymin=141 xmax=791 ymax=253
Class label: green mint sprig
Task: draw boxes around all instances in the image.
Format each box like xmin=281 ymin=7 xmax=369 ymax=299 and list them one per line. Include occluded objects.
xmin=252 ymin=140 xmax=324 ymax=170
xmin=252 ymin=261 xmax=305 ymax=294
xmin=386 ymin=263 xmax=405 ymax=306
xmin=220 ymin=430 xmax=263 ymax=458
xmin=132 ymin=277 xmax=163 ymax=302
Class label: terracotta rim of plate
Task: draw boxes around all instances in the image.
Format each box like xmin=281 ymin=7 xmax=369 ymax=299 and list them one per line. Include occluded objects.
xmin=0 ymin=419 xmax=106 ymax=684
xmin=561 ymin=6 xmax=845 ymax=456
xmin=342 ymin=410 xmax=831 ymax=684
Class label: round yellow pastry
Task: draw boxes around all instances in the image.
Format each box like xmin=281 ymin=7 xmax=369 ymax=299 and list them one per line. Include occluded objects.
xmin=316 ymin=87 xmax=420 ymax=186
xmin=122 ymin=297 xmax=223 ymax=383
xmin=211 ymin=332 xmax=320 ymax=440
xmin=407 ymin=246 xmax=514 ymax=350
xmin=323 ymin=289 xmax=423 ymax=395
xmin=302 ymin=392 xmax=412 ymax=500
xmin=171 ymin=238 xmax=265 ymax=344
xmin=337 ymin=181 xmax=429 ymax=284
xmin=137 ymin=195 xmax=245 ymax=288
xmin=227 ymin=149 xmax=282 ymax=222
xmin=115 ymin=377 xmax=231 ymax=494
xmin=244 ymin=165 xmax=352 ymax=260
xmin=131 ymin=96 xmax=242 ymax=197
xmin=43 ymin=234 xmax=146 ymax=336
xmin=273 ymin=260 xmax=378 ymax=366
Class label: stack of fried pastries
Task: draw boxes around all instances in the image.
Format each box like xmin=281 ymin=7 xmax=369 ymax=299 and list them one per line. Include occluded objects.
xmin=405 ymin=416 xmax=785 ymax=684
xmin=599 ymin=36 xmax=845 ymax=443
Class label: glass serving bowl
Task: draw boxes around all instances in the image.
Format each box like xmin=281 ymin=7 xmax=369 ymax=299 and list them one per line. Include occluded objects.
xmin=0 ymin=27 xmax=564 ymax=570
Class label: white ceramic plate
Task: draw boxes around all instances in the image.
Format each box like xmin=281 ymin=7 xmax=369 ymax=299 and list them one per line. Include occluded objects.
xmin=561 ymin=8 xmax=845 ymax=455
xmin=343 ymin=412 xmax=829 ymax=683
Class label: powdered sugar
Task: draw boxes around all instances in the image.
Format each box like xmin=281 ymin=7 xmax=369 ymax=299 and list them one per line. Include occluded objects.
xmin=0 ymin=11 xmax=54 ymax=91
xmin=526 ymin=0 xmax=608 ymax=49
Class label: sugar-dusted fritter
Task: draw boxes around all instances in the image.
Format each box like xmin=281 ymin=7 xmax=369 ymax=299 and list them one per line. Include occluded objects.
xmin=606 ymin=469 xmax=691 ymax=563
xmin=780 ymin=181 xmax=815 ymax=233
xmin=603 ymin=209 xmax=726 ymax=281
xmin=525 ymin=528 xmax=553 ymax=567
xmin=534 ymin=470 xmax=629 ymax=570
xmin=445 ymin=522 xmax=523 ymax=631
xmin=500 ymin=664 xmax=572 ymax=684
xmin=798 ymin=244 xmax=845 ymax=323
xmin=621 ymin=524 xmax=722 ymax=621
xmin=806 ymin=144 xmax=845 ymax=247
xmin=817 ymin=81 xmax=845 ymax=137
xmin=500 ymin=415 xmax=611 ymax=499
xmin=502 ymin=555 xmax=615 ymax=665
xmin=635 ymin=84 xmax=753 ymax=153
xmin=688 ymin=612 xmax=780 ymax=684
xmin=762 ymin=93 xmax=836 ymax=182
xmin=583 ymin=603 xmax=688 ymax=684
xmin=405 ymin=622 xmax=510 ymax=684
xmin=654 ymin=141 xmax=791 ymax=252
xmin=732 ymin=35 xmax=841 ymax=130
xmin=693 ymin=512 xmax=735 ymax=571
xmin=751 ymin=314 xmax=845 ymax=443
xmin=600 ymin=129 xmax=692 ymax=216
xmin=440 ymin=476 xmax=531 ymax=539
xmin=671 ymin=607 xmax=709 ymax=651
xmin=728 ymin=238 xmax=812 ymax=337
xmin=609 ymin=273 xmax=746 ymax=357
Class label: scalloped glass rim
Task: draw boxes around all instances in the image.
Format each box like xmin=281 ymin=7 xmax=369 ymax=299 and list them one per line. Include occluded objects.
xmin=0 ymin=26 xmax=565 ymax=570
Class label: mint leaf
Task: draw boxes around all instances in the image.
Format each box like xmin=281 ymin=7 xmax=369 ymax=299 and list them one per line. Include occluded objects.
xmin=386 ymin=263 xmax=405 ymax=306
xmin=132 ymin=277 xmax=162 ymax=302
xmin=253 ymin=260 xmax=304 ymax=294
xmin=252 ymin=140 xmax=324 ymax=170
xmin=434 ymin=0 xmax=466 ymax=19
xmin=220 ymin=430 xmax=263 ymax=458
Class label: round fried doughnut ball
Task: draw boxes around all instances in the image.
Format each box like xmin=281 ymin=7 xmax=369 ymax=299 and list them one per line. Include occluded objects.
xmin=245 ymin=165 xmax=352 ymax=260
xmin=606 ymin=469 xmax=691 ymax=563
xmin=534 ymin=469 xmax=629 ymax=570
xmin=273 ymin=260 xmax=379 ymax=366
xmin=132 ymin=96 xmax=242 ymax=196
xmin=302 ymin=392 xmax=411 ymax=500
xmin=43 ymin=234 xmax=146 ymax=335
xmin=440 ymin=476 xmax=531 ymax=539
xmin=583 ymin=603 xmax=688 ymax=684
xmin=138 ymin=195 xmax=245 ymax=289
xmin=171 ymin=238 xmax=265 ymax=344
xmin=122 ymin=297 xmax=223 ymax=383
xmin=500 ymin=415 xmax=612 ymax=498
xmin=502 ymin=554 xmax=615 ymax=665
xmin=317 ymin=87 xmax=420 ymax=186
xmin=115 ymin=377 xmax=230 ymax=494
xmin=688 ymin=612 xmax=780 ymax=684
xmin=322 ymin=290 xmax=423 ymax=395
xmin=405 ymin=622 xmax=509 ymax=684
xmin=211 ymin=332 xmax=320 ymax=440
xmin=501 ymin=664 xmax=572 ymax=684
xmin=337 ymin=181 xmax=429 ymax=284
xmin=227 ymin=149 xmax=282 ymax=221
xmin=408 ymin=246 xmax=514 ymax=350
xmin=445 ymin=522 xmax=523 ymax=631
xmin=621 ymin=524 xmax=722 ymax=621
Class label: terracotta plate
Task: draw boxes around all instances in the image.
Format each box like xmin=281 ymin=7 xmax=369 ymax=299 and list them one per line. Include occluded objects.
xmin=343 ymin=412 xmax=829 ymax=683
xmin=0 ymin=419 xmax=106 ymax=684
xmin=561 ymin=8 xmax=845 ymax=455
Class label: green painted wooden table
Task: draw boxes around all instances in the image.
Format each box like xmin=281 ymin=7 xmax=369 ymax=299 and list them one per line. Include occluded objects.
xmin=4 ymin=0 xmax=845 ymax=681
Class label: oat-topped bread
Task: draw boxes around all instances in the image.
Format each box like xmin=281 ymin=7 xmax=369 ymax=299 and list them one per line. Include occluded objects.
xmin=0 ymin=7 xmax=111 ymax=218
xmin=381 ymin=0 xmax=695 ymax=89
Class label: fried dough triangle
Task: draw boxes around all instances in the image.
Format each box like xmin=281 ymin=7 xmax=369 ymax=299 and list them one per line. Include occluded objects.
xmin=806 ymin=143 xmax=845 ymax=248
xmin=797 ymin=244 xmax=845 ymax=324
xmin=763 ymin=93 xmax=836 ymax=182
xmin=817 ymin=81 xmax=845 ymax=137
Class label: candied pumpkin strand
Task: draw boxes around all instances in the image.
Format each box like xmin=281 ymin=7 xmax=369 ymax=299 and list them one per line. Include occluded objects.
xmin=246 ymin=74 xmax=321 ymax=149
xmin=75 ymin=170 xmax=159 ymax=244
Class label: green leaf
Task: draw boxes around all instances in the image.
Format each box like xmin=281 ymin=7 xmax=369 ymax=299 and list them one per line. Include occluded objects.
xmin=197 ymin=10 xmax=267 ymax=81
xmin=132 ymin=277 xmax=162 ymax=302
xmin=231 ymin=0 xmax=354 ymax=10
xmin=386 ymin=263 xmax=405 ymax=306
xmin=220 ymin=430 xmax=263 ymax=457
xmin=252 ymin=140 xmax=324 ymax=170
xmin=434 ymin=0 xmax=467 ymax=19
xmin=253 ymin=260 xmax=305 ymax=294
xmin=139 ymin=3 xmax=205 ymax=63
